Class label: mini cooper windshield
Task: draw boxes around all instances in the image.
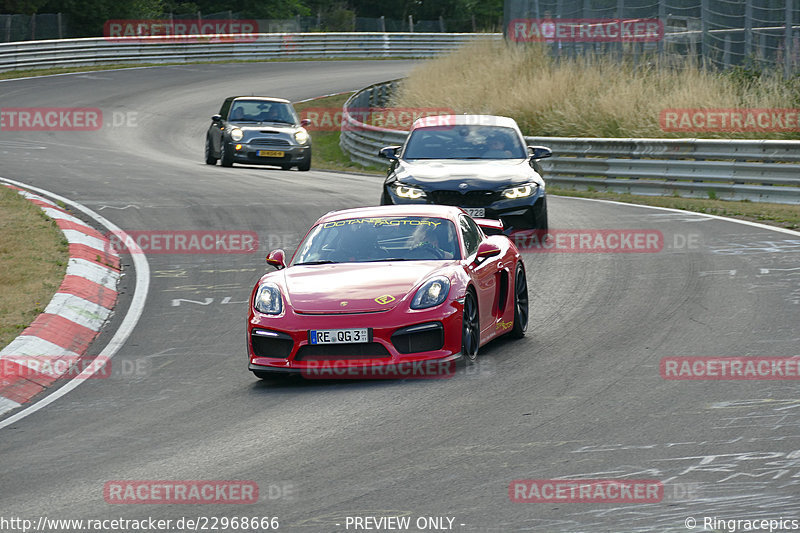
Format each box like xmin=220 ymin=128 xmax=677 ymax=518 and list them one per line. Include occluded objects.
xmin=403 ymin=125 xmax=527 ymax=160
xmin=292 ymin=217 xmax=460 ymax=264
xmin=228 ymin=100 xmax=299 ymax=124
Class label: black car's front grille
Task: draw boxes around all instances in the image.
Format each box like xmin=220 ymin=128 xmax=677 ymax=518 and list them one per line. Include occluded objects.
xmin=295 ymin=343 xmax=390 ymax=361
xmin=251 ymin=330 xmax=293 ymax=359
xmin=428 ymin=190 xmax=502 ymax=207
xmin=391 ymin=322 xmax=444 ymax=354
xmin=250 ymin=138 xmax=291 ymax=146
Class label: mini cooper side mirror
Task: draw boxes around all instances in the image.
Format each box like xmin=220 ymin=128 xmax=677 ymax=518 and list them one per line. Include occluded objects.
xmin=300 ymin=118 xmax=311 ymax=127
xmin=474 ymin=242 xmax=502 ymax=264
xmin=379 ymin=146 xmax=401 ymax=161
xmin=211 ymin=114 xmax=222 ymax=122
xmin=266 ymin=249 xmax=286 ymax=270
xmin=528 ymin=145 xmax=552 ymax=159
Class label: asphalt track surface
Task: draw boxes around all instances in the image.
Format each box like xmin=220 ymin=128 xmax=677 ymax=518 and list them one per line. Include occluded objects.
xmin=1 ymin=60 xmax=799 ymax=532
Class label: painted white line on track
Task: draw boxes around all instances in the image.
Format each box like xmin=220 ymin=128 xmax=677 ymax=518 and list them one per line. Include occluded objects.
xmin=555 ymin=195 xmax=800 ymax=238
xmin=0 ymin=177 xmax=150 ymax=429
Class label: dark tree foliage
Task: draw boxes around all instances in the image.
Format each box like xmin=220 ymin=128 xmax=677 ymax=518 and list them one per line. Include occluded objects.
xmin=12 ymin=0 xmax=504 ymax=36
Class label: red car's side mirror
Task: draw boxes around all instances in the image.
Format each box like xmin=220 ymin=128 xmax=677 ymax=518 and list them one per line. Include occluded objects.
xmin=474 ymin=242 xmax=501 ymax=264
xmin=266 ymin=249 xmax=286 ymax=270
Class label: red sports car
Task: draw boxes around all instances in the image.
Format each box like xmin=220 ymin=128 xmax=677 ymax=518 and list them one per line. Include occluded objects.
xmin=247 ymin=205 xmax=528 ymax=379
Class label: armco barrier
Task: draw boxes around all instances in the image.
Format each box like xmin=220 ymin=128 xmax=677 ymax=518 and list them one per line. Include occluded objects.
xmin=340 ymin=80 xmax=800 ymax=204
xmin=0 ymin=32 xmax=499 ymax=71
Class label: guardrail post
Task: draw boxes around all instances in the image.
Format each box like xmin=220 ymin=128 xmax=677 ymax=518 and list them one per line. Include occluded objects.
xmin=785 ymin=0 xmax=794 ymax=78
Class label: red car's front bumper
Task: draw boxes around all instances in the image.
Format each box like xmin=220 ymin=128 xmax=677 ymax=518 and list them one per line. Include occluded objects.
xmin=247 ymin=299 xmax=463 ymax=378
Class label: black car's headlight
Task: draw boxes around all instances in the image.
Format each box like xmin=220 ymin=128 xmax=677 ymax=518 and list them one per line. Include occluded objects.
xmin=394 ymin=183 xmax=426 ymax=200
xmin=231 ymin=128 xmax=244 ymax=142
xmin=411 ymin=276 xmax=450 ymax=310
xmin=294 ymin=128 xmax=309 ymax=144
xmin=502 ymin=183 xmax=538 ymax=199
xmin=254 ymin=283 xmax=283 ymax=315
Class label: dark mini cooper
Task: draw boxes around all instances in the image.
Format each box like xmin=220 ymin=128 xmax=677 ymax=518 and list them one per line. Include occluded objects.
xmin=205 ymin=96 xmax=312 ymax=170
xmin=380 ymin=115 xmax=551 ymax=230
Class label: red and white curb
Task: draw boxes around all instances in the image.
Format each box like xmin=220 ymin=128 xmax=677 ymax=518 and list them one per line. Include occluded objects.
xmin=0 ymin=185 xmax=121 ymax=415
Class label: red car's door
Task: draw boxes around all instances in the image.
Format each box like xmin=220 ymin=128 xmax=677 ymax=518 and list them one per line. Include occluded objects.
xmin=459 ymin=216 xmax=499 ymax=339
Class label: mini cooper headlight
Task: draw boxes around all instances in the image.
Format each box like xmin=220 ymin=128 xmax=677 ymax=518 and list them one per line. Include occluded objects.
xmin=254 ymin=283 xmax=283 ymax=315
xmin=231 ymin=128 xmax=244 ymax=142
xmin=503 ymin=183 xmax=538 ymax=199
xmin=394 ymin=183 xmax=426 ymax=200
xmin=411 ymin=276 xmax=450 ymax=310
xmin=294 ymin=128 xmax=309 ymax=144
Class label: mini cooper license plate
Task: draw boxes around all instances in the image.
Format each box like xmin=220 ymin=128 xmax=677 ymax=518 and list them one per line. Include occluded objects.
xmin=309 ymin=328 xmax=371 ymax=344
xmin=463 ymin=207 xmax=485 ymax=217
xmin=257 ymin=150 xmax=284 ymax=158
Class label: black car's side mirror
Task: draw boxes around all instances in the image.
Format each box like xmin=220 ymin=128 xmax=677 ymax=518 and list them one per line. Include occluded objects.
xmin=211 ymin=114 xmax=222 ymax=122
xmin=528 ymin=146 xmax=552 ymax=159
xmin=379 ymin=146 xmax=401 ymax=161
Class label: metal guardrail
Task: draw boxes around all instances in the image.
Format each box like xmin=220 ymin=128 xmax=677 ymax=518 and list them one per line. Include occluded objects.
xmin=340 ymin=81 xmax=800 ymax=204
xmin=0 ymin=32 xmax=499 ymax=71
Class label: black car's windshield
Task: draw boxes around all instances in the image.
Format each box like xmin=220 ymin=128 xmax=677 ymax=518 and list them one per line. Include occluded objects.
xmin=403 ymin=125 xmax=527 ymax=160
xmin=291 ymin=217 xmax=460 ymax=264
xmin=228 ymin=100 xmax=298 ymax=124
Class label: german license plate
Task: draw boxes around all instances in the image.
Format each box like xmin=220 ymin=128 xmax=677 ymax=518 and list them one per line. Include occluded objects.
xmin=257 ymin=150 xmax=284 ymax=157
xmin=463 ymin=207 xmax=485 ymax=217
xmin=309 ymin=328 xmax=371 ymax=345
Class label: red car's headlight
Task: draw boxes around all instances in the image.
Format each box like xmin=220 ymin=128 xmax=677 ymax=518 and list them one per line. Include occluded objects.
xmin=411 ymin=277 xmax=450 ymax=310
xmin=254 ymin=283 xmax=283 ymax=315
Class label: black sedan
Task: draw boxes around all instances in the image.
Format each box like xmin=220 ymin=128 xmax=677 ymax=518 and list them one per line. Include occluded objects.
xmin=379 ymin=115 xmax=551 ymax=230
xmin=205 ymin=96 xmax=312 ymax=171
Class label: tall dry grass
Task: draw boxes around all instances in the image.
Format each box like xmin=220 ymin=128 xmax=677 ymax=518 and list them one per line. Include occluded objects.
xmin=393 ymin=40 xmax=800 ymax=139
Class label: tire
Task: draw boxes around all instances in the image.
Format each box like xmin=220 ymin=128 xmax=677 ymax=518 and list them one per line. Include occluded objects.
xmin=204 ymin=136 xmax=218 ymax=165
xmin=220 ymin=142 xmax=234 ymax=167
xmin=531 ymin=197 xmax=548 ymax=231
xmin=461 ymin=289 xmax=480 ymax=365
xmin=297 ymin=153 xmax=311 ymax=171
xmin=509 ymin=262 xmax=529 ymax=339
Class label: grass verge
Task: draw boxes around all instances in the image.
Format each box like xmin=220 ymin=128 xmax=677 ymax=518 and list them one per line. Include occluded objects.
xmin=0 ymin=187 xmax=69 ymax=350
xmin=394 ymin=40 xmax=800 ymax=140
xmin=294 ymin=93 xmax=386 ymax=174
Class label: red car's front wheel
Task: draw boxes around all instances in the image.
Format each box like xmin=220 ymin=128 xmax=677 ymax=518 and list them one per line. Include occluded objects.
xmin=461 ymin=290 xmax=480 ymax=364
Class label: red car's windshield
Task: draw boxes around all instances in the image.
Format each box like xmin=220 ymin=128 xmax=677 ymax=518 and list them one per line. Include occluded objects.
xmin=292 ymin=216 xmax=460 ymax=264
